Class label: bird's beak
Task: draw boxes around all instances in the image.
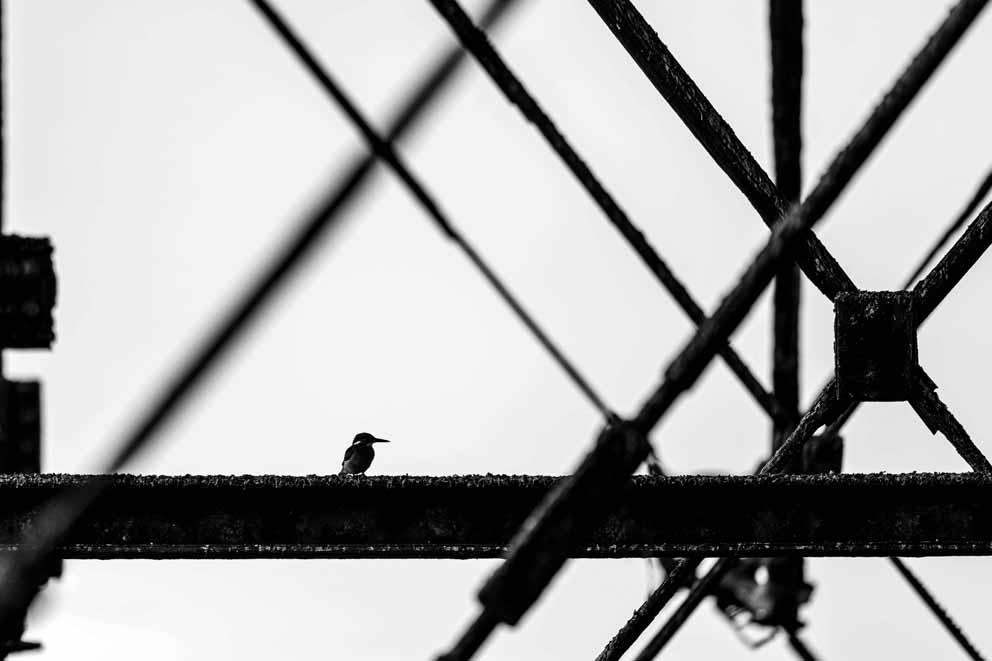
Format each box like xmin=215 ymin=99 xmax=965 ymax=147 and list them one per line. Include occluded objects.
xmin=373 ymin=437 xmax=391 ymax=444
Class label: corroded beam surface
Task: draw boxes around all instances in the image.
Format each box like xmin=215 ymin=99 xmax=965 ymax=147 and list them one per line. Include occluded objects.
xmin=0 ymin=473 xmax=989 ymax=558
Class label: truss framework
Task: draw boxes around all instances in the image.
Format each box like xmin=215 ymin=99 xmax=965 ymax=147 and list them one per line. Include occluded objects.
xmin=0 ymin=0 xmax=989 ymax=660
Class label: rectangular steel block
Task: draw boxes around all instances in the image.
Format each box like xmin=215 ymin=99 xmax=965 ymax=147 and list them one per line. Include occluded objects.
xmin=835 ymin=290 xmax=917 ymax=401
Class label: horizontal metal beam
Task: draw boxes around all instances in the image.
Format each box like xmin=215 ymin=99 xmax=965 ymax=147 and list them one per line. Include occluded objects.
xmin=0 ymin=473 xmax=990 ymax=558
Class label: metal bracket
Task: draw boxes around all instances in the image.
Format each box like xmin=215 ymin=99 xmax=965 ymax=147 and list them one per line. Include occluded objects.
xmin=0 ymin=235 xmax=56 ymax=349
xmin=0 ymin=381 xmax=41 ymax=474
xmin=835 ymin=290 xmax=918 ymax=401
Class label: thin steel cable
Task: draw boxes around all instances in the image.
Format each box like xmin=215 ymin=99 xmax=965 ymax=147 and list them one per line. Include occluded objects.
xmin=914 ymin=198 xmax=992 ymax=324
xmin=908 ymin=373 xmax=992 ymax=473
xmin=0 ymin=0 xmax=524 ymax=632
xmin=903 ymin=167 xmax=992 ymax=289
xmin=890 ymin=557 xmax=985 ymax=661
xmin=426 ymin=0 xmax=787 ymax=427
xmin=250 ymin=0 xmax=614 ymax=419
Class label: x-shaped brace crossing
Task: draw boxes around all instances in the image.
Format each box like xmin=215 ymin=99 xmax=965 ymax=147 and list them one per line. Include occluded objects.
xmin=424 ymin=0 xmax=992 ymax=659
xmin=586 ymin=0 xmax=992 ymax=476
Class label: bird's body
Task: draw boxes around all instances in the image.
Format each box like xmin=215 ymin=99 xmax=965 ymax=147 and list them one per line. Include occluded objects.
xmin=339 ymin=432 xmax=390 ymax=475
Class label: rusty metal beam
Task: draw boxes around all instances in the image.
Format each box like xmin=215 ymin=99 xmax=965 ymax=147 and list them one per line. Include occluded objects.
xmin=1 ymin=473 xmax=992 ymax=559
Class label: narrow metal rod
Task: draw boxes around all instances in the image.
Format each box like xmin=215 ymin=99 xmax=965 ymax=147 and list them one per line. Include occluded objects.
xmin=630 ymin=559 xmax=734 ymax=661
xmin=632 ymin=0 xmax=989 ymax=433
xmin=425 ymin=0 xmax=787 ymax=427
xmin=802 ymin=194 xmax=992 ymax=446
xmin=584 ymin=0 xmax=855 ymax=302
xmin=251 ymin=0 xmax=613 ymax=419
xmin=914 ymin=198 xmax=992 ymax=324
xmin=762 ymin=383 xmax=849 ymax=474
xmin=630 ymin=394 xmax=850 ymax=661
xmin=785 ymin=629 xmax=819 ymax=661
xmin=906 ymin=367 xmax=992 ymax=472
xmin=595 ymin=559 xmax=702 ymax=661
xmin=903 ymin=166 xmax=992 ymax=289
xmin=890 ymin=558 xmax=985 ymax=661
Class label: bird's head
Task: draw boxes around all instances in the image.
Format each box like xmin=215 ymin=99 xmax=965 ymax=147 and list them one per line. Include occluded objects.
xmin=353 ymin=432 xmax=390 ymax=446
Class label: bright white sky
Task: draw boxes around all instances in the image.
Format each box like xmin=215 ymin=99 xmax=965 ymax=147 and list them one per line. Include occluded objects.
xmin=6 ymin=0 xmax=992 ymax=658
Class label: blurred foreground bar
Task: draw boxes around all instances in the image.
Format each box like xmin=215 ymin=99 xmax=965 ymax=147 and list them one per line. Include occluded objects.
xmin=0 ymin=473 xmax=990 ymax=559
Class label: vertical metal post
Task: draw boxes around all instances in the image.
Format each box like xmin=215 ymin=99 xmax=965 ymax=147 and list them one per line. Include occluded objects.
xmin=767 ymin=0 xmax=807 ymax=633
xmin=769 ymin=0 xmax=803 ymax=453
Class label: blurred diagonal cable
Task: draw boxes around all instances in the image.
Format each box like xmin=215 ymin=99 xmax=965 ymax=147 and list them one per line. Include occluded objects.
xmin=250 ymin=0 xmax=616 ymax=419
xmin=101 ymin=0 xmax=525 ymax=475
xmin=0 ymin=0 xmax=525 ymax=641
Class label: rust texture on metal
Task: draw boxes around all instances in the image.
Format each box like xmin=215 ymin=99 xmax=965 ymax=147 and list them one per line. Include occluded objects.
xmin=0 ymin=0 xmax=990 ymax=657
xmin=834 ymin=290 xmax=918 ymax=401
xmin=0 ymin=473 xmax=990 ymax=559
xmin=583 ymin=0 xmax=856 ymax=301
xmin=424 ymin=0 xmax=787 ymax=427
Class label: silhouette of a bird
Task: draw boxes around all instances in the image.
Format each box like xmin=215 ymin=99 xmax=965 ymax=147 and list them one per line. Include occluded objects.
xmin=339 ymin=432 xmax=390 ymax=475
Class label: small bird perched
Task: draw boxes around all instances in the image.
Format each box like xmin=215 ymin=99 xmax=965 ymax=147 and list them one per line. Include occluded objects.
xmin=338 ymin=432 xmax=390 ymax=475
